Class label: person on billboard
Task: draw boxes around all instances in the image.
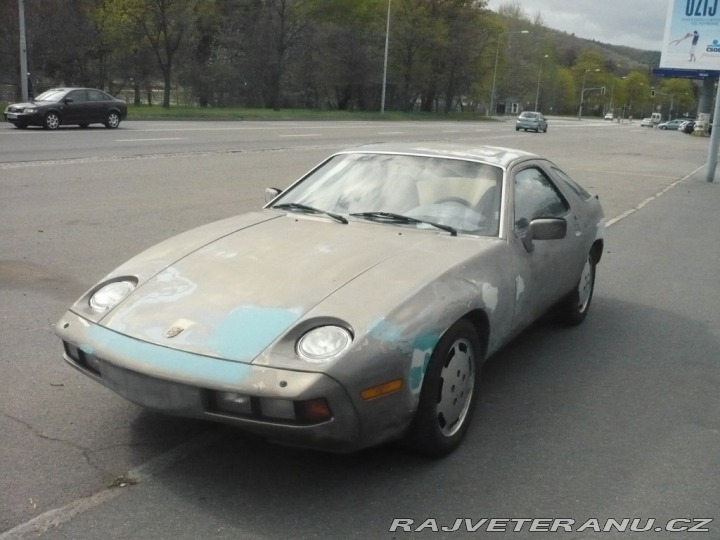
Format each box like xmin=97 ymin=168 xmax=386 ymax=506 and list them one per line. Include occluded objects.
xmin=669 ymin=30 xmax=700 ymax=61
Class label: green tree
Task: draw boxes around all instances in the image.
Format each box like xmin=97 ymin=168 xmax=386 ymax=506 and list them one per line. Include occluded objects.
xmin=105 ymin=0 xmax=200 ymax=107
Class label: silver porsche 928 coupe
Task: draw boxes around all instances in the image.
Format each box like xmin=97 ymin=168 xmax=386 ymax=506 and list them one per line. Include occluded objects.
xmin=56 ymin=143 xmax=605 ymax=457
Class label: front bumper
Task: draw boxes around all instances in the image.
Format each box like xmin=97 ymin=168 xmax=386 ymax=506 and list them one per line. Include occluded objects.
xmin=56 ymin=310 xmax=369 ymax=451
xmin=4 ymin=111 xmax=42 ymax=126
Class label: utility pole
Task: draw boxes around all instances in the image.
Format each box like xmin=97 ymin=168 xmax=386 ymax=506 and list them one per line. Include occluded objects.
xmin=18 ymin=0 xmax=29 ymax=101
xmin=380 ymin=0 xmax=391 ymax=114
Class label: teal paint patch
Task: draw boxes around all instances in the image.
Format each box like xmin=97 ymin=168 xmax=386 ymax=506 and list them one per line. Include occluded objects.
xmin=409 ymin=365 xmax=424 ymax=389
xmin=370 ymin=318 xmax=403 ymax=343
xmin=208 ymin=306 xmax=301 ymax=362
xmin=87 ymin=324 xmax=252 ymax=384
xmin=413 ymin=332 xmax=440 ymax=352
xmin=408 ymin=331 xmax=439 ymax=392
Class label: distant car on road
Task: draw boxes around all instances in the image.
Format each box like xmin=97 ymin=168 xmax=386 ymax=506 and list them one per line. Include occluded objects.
xmin=679 ymin=120 xmax=695 ymax=133
xmin=657 ymin=119 xmax=685 ymax=130
xmin=640 ymin=118 xmax=654 ymax=127
xmin=604 ymin=113 xmax=614 ymax=121
xmin=515 ymin=111 xmax=548 ymax=133
xmin=3 ymin=87 xmax=127 ymax=130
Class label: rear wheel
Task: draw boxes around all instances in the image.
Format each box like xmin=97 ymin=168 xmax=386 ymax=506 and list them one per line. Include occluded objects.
xmin=43 ymin=112 xmax=60 ymax=130
xmin=404 ymin=319 xmax=482 ymax=457
xmin=104 ymin=111 xmax=121 ymax=129
xmin=557 ymin=253 xmax=596 ymax=325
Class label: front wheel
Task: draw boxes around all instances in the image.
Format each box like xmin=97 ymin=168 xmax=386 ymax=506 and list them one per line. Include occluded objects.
xmin=404 ymin=319 xmax=482 ymax=457
xmin=557 ymin=253 xmax=596 ymax=325
xmin=104 ymin=111 xmax=121 ymax=129
xmin=43 ymin=112 xmax=60 ymax=130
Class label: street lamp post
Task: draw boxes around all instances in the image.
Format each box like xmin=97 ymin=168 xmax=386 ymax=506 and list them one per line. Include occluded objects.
xmin=18 ymin=0 xmax=29 ymax=102
xmin=534 ymin=54 xmax=548 ymax=111
xmin=578 ymin=68 xmax=600 ymax=120
xmin=380 ymin=0 xmax=391 ymax=114
xmin=489 ymin=30 xmax=529 ymax=116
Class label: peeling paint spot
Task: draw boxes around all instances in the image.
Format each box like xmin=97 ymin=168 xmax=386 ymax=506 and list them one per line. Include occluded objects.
xmin=370 ymin=318 xmax=402 ymax=343
xmin=481 ymin=282 xmax=498 ymax=312
xmin=409 ymin=348 xmax=432 ymax=392
xmin=515 ymin=276 xmax=525 ymax=301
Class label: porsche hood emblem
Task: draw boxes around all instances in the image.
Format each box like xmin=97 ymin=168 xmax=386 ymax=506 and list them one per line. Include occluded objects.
xmin=165 ymin=326 xmax=185 ymax=338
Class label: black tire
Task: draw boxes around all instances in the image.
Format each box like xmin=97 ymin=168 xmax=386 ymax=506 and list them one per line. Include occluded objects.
xmin=544 ymin=126 xmax=548 ymax=133
xmin=79 ymin=123 xmax=89 ymax=128
xmin=43 ymin=112 xmax=60 ymax=130
xmin=404 ymin=319 xmax=482 ymax=457
xmin=557 ymin=253 xmax=596 ymax=326
xmin=104 ymin=111 xmax=121 ymax=129
xmin=515 ymin=127 xmax=520 ymax=131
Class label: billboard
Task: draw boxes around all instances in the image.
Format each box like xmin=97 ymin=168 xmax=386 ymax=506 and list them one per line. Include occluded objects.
xmin=660 ymin=0 xmax=720 ymax=70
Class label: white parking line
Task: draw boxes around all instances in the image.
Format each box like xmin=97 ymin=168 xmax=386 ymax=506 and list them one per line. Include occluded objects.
xmin=605 ymin=164 xmax=704 ymax=227
xmin=116 ymin=137 xmax=188 ymax=142
xmin=0 ymin=432 xmax=221 ymax=539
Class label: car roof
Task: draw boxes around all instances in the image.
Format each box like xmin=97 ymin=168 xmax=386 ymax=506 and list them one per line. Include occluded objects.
xmin=46 ymin=87 xmax=102 ymax=92
xmin=334 ymin=142 xmax=538 ymax=169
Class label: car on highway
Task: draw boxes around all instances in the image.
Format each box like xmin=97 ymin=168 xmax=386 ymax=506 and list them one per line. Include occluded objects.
xmin=604 ymin=113 xmax=614 ymax=121
xmin=3 ymin=87 xmax=127 ymax=130
xmin=515 ymin=111 xmax=548 ymax=133
xmin=640 ymin=117 xmax=654 ymax=127
xmin=657 ymin=119 xmax=686 ymax=130
xmin=55 ymin=143 xmax=605 ymax=457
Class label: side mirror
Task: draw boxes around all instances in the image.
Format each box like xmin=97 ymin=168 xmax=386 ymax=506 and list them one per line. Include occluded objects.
xmin=519 ymin=218 xmax=566 ymax=252
xmin=265 ymin=187 xmax=282 ymax=204
xmin=63 ymin=98 xmax=74 ymax=104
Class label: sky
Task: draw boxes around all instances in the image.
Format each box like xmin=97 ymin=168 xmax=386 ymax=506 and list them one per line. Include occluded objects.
xmin=491 ymin=0 xmax=669 ymax=51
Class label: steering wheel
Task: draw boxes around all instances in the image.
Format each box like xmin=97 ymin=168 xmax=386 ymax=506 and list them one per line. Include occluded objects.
xmin=434 ymin=196 xmax=473 ymax=208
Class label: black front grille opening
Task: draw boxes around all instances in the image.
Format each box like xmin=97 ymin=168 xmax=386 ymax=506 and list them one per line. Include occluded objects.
xmin=63 ymin=341 xmax=102 ymax=377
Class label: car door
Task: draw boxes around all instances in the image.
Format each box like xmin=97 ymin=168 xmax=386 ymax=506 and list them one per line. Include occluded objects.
xmin=62 ymin=89 xmax=89 ymax=124
xmin=507 ymin=161 xmax=583 ymax=329
xmin=86 ymin=89 xmax=110 ymax=124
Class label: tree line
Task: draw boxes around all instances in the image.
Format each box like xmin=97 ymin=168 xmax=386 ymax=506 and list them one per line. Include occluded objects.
xmin=0 ymin=0 xmax=696 ymax=118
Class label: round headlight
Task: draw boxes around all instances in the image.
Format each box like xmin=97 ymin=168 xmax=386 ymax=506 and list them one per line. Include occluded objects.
xmin=89 ymin=280 xmax=136 ymax=312
xmin=297 ymin=326 xmax=352 ymax=363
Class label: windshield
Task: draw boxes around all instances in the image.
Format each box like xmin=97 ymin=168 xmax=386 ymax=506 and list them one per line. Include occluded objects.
xmin=34 ymin=89 xmax=67 ymax=102
xmin=271 ymin=153 xmax=503 ymax=236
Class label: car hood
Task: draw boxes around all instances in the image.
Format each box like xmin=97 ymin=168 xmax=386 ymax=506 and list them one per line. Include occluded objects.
xmin=7 ymin=101 xmax=37 ymax=108
xmin=92 ymin=211 xmax=494 ymax=364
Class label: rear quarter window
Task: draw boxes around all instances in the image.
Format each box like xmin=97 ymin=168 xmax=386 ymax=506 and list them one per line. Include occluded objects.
xmin=551 ymin=167 xmax=594 ymax=201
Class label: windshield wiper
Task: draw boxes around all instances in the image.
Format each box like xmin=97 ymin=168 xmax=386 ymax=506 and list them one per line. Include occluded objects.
xmin=272 ymin=203 xmax=348 ymax=224
xmin=349 ymin=211 xmax=457 ymax=236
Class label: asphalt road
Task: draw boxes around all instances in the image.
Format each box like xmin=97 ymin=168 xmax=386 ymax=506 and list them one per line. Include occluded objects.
xmin=1 ymin=118 xmax=718 ymax=539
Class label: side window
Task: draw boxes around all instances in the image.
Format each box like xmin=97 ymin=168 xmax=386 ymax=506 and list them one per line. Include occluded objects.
xmin=514 ymin=167 xmax=569 ymax=230
xmin=551 ymin=166 xmax=593 ymax=201
xmin=68 ymin=90 xmax=87 ymax=103
xmin=87 ymin=90 xmax=106 ymax=102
